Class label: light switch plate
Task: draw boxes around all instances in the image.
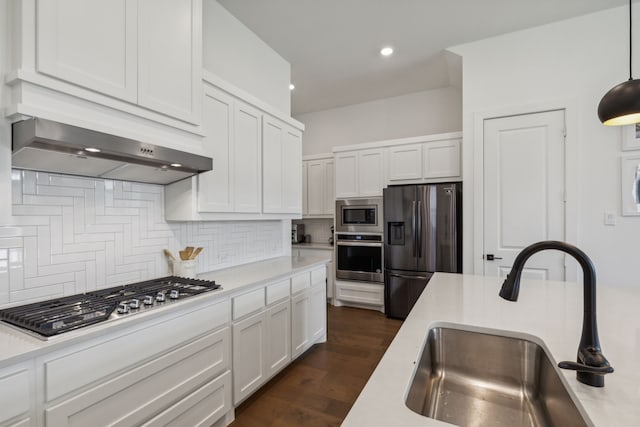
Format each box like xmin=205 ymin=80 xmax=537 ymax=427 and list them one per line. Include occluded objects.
xmin=604 ymin=211 xmax=616 ymax=226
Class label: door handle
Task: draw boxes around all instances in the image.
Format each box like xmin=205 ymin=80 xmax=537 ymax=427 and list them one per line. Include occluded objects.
xmin=485 ymin=254 xmax=503 ymax=261
xmin=389 ymin=273 xmax=431 ymax=280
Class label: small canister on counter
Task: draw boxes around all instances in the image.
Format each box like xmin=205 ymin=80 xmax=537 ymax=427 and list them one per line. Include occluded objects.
xmin=173 ymin=259 xmax=196 ymax=278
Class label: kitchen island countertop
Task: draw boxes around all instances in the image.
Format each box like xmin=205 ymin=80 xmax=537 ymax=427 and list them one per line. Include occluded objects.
xmin=343 ymin=273 xmax=640 ymax=427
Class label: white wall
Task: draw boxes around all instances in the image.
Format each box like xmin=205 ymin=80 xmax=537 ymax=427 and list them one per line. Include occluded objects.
xmin=203 ymin=0 xmax=291 ymax=114
xmin=450 ymin=5 xmax=638 ymax=287
xmin=295 ymin=86 xmax=462 ymax=155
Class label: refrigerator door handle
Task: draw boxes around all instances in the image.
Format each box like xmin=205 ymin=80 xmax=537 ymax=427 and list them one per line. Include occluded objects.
xmin=388 ymin=272 xmax=431 ymax=280
xmin=411 ymin=200 xmax=417 ymax=256
xmin=417 ymin=200 xmax=423 ymax=258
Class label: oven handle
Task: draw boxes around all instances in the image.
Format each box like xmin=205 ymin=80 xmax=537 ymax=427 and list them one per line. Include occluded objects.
xmin=389 ymin=273 xmax=431 ymax=281
xmin=336 ymin=241 xmax=383 ymax=247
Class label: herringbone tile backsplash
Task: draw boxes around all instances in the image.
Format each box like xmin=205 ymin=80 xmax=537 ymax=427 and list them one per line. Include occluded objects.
xmin=0 ymin=170 xmax=285 ymax=307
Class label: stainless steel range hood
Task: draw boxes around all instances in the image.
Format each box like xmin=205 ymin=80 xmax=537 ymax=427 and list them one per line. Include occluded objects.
xmin=12 ymin=118 xmax=212 ymax=185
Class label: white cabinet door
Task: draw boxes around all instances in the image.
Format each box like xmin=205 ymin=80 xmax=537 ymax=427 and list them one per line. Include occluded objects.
xmin=306 ymin=160 xmax=325 ymax=215
xmin=234 ymin=102 xmax=262 ymax=213
xmin=198 ymin=86 xmax=234 ymax=212
xmin=262 ymin=117 xmax=284 ymax=213
xmin=324 ymin=160 xmax=335 ymax=215
xmin=265 ymin=300 xmax=291 ymax=377
xmin=232 ymin=311 xmax=266 ymax=404
xmin=291 ymin=291 xmax=311 ymax=358
xmin=422 ymin=139 xmax=461 ymax=179
xmin=282 ymin=128 xmax=302 ymax=213
xmin=302 ymin=162 xmax=308 ymax=215
xmin=138 ymin=0 xmax=202 ymax=124
xmin=358 ymin=149 xmax=384 ymax=197
xmin=388 ymin=144 xmax=422 ymax=181
xmin=335 ymin=152 xmax=359 ymax=198
xmin=37 ymin=0 xmax=138 ymax=102
xmin=263 ymin=118 xmax=302 ymax=214
xmin=310 ymin=281 xmax=327 ymax=343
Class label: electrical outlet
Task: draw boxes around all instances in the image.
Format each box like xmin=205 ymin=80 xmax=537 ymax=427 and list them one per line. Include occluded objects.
xmin=604 ymin=211 xmax=616 ymax=226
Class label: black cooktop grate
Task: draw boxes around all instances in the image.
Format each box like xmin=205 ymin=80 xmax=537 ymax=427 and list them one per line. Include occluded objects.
xmin=0 ymin=276 xmax=221 ymax=338
xmin=0 ymin=294 xmax=118 ymax=337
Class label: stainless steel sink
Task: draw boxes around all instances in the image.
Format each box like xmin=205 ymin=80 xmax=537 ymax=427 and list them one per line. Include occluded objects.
xmin=405 ymin=327 xmax=591 ymax=427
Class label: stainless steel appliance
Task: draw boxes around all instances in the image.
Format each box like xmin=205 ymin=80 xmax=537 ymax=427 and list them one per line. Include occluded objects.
xmin=0 ymin=276 xmax=222 ymax=339
xmin=335 ymin=233 xmax=383 ymax=282
xmin=291 ymin=223 xmax=305 ymax=243
xmin=384 ymin=183 xmax=462 ymax=319
xmin=335 ymin=198 xmax=383 ymax=234
xmin=12 ymin=118 xmax=212 ymax=185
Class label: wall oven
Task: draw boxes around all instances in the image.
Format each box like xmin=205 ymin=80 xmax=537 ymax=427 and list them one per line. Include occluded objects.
xmin=335 ymin=198 xmax=384 ymax=282
xmin=335 ymin=198 xmax=383 ymax=234
xmin=335 ymin=233 xmax=383 ymax=282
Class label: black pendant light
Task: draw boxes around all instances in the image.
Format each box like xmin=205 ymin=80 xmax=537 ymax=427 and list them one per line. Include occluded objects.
xmin=598 ymin=0 xmax=640 ymax=126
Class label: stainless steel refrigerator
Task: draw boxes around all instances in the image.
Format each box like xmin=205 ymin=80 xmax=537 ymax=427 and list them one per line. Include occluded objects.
xmin=383 ymin=183 xmax=462 ymax=319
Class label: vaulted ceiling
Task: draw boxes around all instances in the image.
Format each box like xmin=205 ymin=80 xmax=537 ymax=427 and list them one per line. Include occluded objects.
xmin=218 ymin=0 xmax=628 ymax=115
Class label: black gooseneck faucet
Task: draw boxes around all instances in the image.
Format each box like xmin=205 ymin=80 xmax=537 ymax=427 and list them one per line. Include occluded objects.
xmin=499 ymin=240 xmax=614 ymax=387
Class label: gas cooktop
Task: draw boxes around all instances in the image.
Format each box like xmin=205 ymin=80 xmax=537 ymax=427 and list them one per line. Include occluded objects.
xmin=0 ymin=276 xmax=221 ymax=339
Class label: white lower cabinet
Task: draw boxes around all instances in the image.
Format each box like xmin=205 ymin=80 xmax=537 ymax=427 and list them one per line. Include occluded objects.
xmin=45 ymin=327 xmax=231 ymax=427
xmin=291 ymin=290 xmax=311 ymax=359
xmin=265 ymin=300 xmax=291 ymax=377
xmin=334 ymin=279 xmax=385 ymax=313
xmin=232 ymin=310 xmax=267 ymax=405
xmin=0 ymin=362 xmax=33 ymax=427
xmin=310 ymin=275 xmax=327 ymax=343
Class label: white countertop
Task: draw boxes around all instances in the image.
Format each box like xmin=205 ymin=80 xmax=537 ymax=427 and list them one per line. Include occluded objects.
xmin=0 ymin=256 xmax=328 ymax=369
xmin=342 ymin=273 xmax=640 ymax=427
xmin=292 ymin=242 xmax=334 ymax=251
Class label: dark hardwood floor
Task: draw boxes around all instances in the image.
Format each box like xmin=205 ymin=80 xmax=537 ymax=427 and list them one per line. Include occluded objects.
xmin=230 ymin=305 xmax=403 ymax=427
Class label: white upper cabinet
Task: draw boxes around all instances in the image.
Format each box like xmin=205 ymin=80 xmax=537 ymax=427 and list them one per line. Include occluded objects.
xmin=263 ymin=116 xmax=302 ymax=214
xmin=233 ymin=101 xmax=262 ymax=213
xmin=335 ymin=148 xmax=385 ymax=199
xmin=37 ymin=0 xmax=138 ymax=103
xmin=334 ymin=152 xmax=359 ymax=198
xmin=32 ymin=0 xmax=202 ymax=125
xmin=197 ymin=86 xmax=234 ymax=213
xmin=387 ymin=135 xmax=462 ymax=183
xmin=422 ymin=139 xmax=461 ymax=179
xmin=165 ymin=79 xmax=304 ymax=221
xmin=303 ymin=155 xmax=334 ymax=217
xmin=138 ymin=0 xmax=202 ymax=123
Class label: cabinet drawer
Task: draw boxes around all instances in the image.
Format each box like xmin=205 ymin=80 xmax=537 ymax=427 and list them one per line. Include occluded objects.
xmin=44 ymin=298 xmax=230 ymax=401
xmin=335 ymin=281 xmax=384 ymax=305
xmin=141 ymin=370 xmax=232 ymax=427
xmin=0 ymin=366 xmax=30 ymax=423
xmin=266 ymin=279 xmax=290 ymax=305
xmin=291 ymin=272 xmax=311 ymax=294
xmin=233 ymin=287 xmax=266 ymax=320
xmin=46 ymin=327 xmax=230 ymax=427
xmin=311 ymin=267 xmax=327 ymax=287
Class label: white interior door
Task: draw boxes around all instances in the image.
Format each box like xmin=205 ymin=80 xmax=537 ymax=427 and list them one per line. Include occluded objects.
xmin=483 ymin=110 xmax=566 ymax=280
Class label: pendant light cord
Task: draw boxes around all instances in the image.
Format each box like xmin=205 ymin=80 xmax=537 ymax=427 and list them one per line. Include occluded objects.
xmin=630 ymin=0 xmax=633 ymax=80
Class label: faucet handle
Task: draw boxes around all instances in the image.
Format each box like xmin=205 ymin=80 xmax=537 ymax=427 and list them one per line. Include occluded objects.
xmin=558 ymin=360 xmax=614 ymax=374
xmin=558 ymin=346 xmax=614 ymax=387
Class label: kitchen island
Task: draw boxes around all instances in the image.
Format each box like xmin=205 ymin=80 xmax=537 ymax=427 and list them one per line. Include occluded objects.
xmin=343 ymin=273 xmax=640 ymax=426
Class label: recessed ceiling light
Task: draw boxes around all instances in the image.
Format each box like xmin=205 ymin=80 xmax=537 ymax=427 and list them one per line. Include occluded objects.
xmin=170 ymin=163 xmax=182 ymax=168
xmin=289 ymin=83 xmax=295 ymax=90
xmin=380 ymin=46 xmax=394 ymax=57
xmin=84 ymin=147 xmax=101 ymax=153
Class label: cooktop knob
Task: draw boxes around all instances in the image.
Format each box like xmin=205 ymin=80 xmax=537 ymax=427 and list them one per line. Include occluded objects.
xmin=156 ymin=292 xmax=166 ymax=302
xmin=169 ymin=289 xmax=180 ymax=300
xmin=143 ymin=295 xmax=154 ymax=305
xmin=129 ymin=299 xmax=140 ymax=309
xmin=117 ymin=302 xmax=129 ymax=314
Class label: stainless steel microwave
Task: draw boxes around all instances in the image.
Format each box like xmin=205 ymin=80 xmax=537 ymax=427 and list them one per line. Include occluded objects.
xmin=335 ymin=198 xmax=383 ymax=234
